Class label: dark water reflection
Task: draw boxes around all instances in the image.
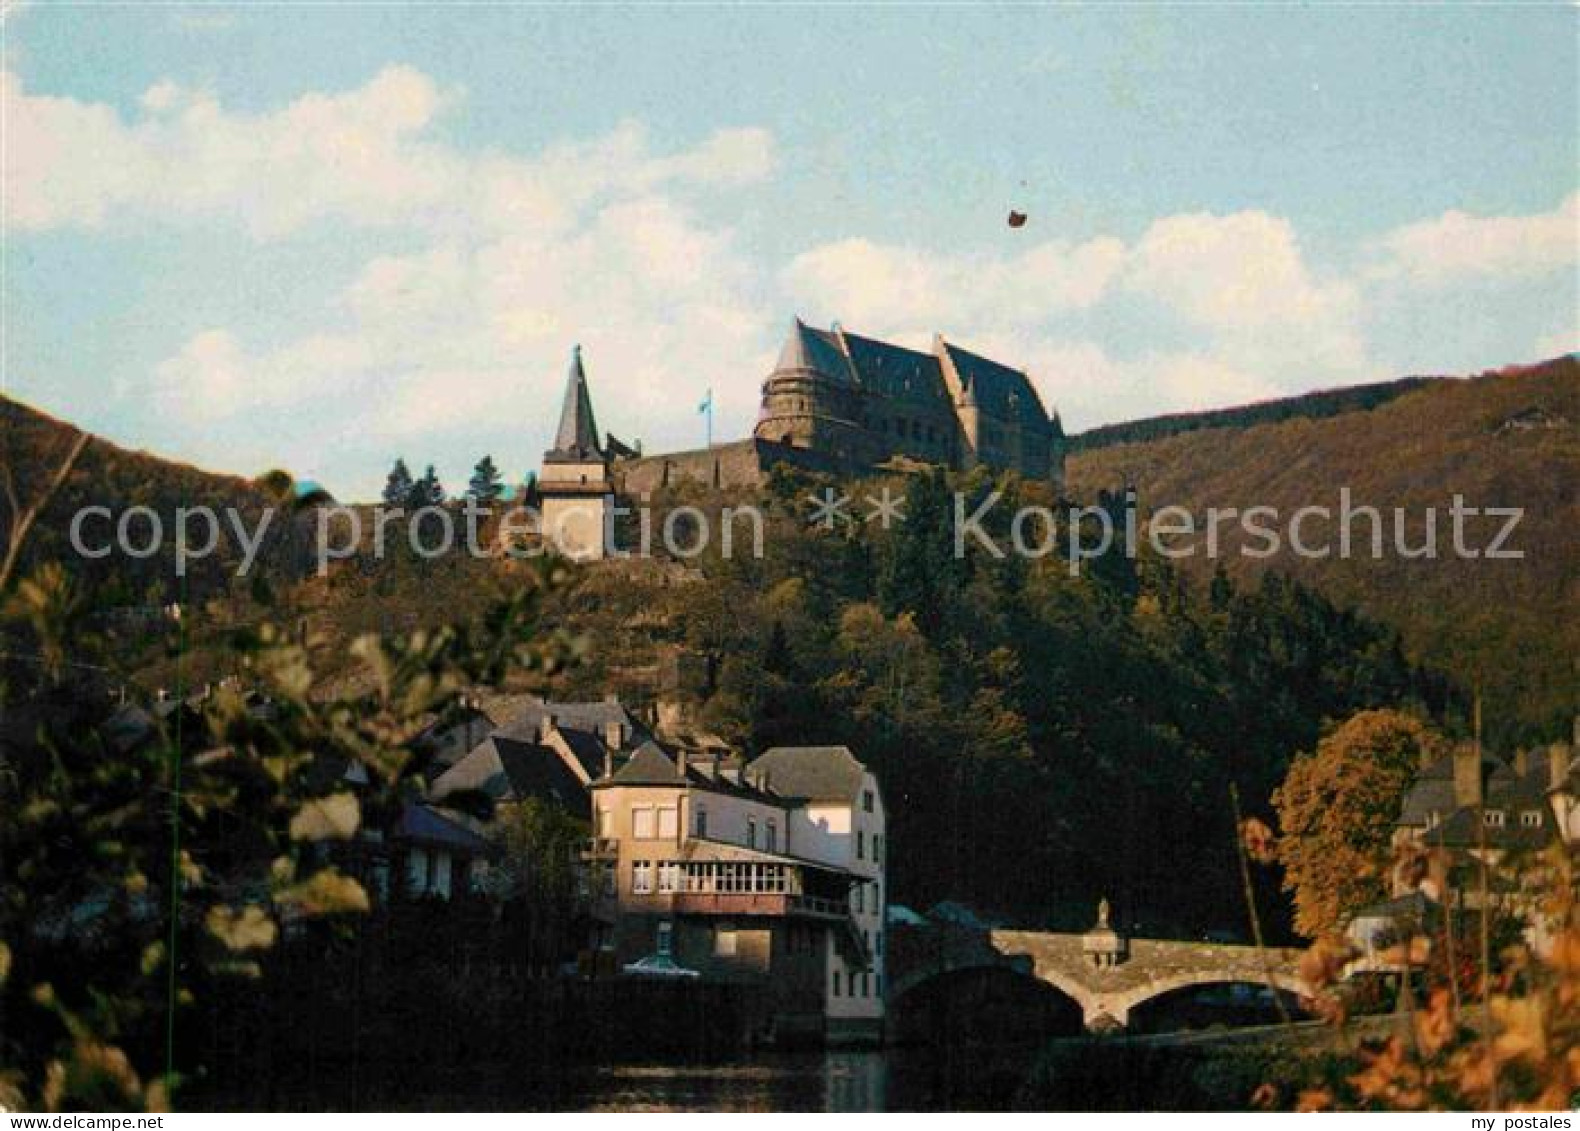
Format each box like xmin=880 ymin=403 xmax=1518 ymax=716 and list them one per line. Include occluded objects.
xmin=283 ymin=1044 xmax=1041 ymax=1111
xmin=554 ymin=1045 xmax=1036 ymax=1112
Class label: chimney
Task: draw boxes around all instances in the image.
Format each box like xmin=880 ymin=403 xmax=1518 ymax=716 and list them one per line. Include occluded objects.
xmin=604 ymin=719 xmax=625 ymax=749
xmin=677 ymin=747 xmax=689 ymax=776
xmin=602 ymin=745 xmax=613 ymax=779
xmin=1452 ymin=741 xmax=1482 ymax=808
xmin=1514 ymin=747 xmax=1530 ymax=777
xmin=1551 ymin=742 xmax=1572 ymax=794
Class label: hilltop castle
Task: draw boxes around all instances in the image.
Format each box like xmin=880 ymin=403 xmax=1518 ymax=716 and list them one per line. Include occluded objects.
xmin=537 ymin=318 xmax=1067 ymax=558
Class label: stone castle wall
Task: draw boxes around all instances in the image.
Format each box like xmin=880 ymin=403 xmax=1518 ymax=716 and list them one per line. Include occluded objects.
xmin=615 ymin=439 xmax=851 ymax=495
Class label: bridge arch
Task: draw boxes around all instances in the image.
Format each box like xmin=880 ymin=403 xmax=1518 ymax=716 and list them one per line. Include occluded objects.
xmin=1107 ymin=971 xmax=1309 ymax=1029
xmin=888 ymin=963 xmax=1087 ymax=1044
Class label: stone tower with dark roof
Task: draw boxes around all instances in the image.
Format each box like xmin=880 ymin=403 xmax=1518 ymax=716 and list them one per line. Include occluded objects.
xmin=539 ymin=345 xmax=613 ymax=560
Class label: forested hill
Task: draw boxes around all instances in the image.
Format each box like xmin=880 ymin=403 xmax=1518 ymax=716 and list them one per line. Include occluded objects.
xmin=0 ymin=395 xmax=316 ymax=600
xmin=1068 ymin=375 xmax=1438 ymax=452
xmin=1067 ymin=355 xmax=1580 ymax=745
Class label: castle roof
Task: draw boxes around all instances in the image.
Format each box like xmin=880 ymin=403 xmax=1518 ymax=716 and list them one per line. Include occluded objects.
xmin=840 ymin=330 xmax=949 ymax=405
xmin=939 ymin=339 xmax=1053 ymax=432
xmin=546 ymin=345 xmax=604 ymax=462
xmin=774 ymin=318 xmax=856 ymax=385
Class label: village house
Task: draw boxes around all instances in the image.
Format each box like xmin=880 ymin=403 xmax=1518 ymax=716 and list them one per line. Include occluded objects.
xmin=1370 ymin=723 xmax=1577 ymax=961
xmin=587 ymin=740 xmax=887 ymax=1045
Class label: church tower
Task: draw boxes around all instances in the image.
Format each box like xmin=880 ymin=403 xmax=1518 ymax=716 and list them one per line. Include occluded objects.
xmin=539 ymin=345 xmax=613 ymax=561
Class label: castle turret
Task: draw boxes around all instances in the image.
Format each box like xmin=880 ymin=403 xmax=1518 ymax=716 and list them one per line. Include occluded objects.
xmin=539 ymin=345 xmax=613 ymax=561
xmin=754 ymin=317 xmax=868 ymax=459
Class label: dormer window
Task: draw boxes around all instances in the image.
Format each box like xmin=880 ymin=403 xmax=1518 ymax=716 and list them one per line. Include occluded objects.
xmin=1521 ymin=810 xmax=1543 ymax=828
xmin=863 ymin=789 xmax=874 ymax=813
xmin=1483 ymin=810 xmax=1505 ymax=828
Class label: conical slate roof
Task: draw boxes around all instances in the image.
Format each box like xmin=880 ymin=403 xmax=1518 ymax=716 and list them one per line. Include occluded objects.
xmin=774 ymin=318 xmax=855 ymax=384
xmin=546 ymin=345 xmax=603 ymax=461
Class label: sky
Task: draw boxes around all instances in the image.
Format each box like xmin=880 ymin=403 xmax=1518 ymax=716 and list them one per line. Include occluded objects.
xmin=4 ymin=3 xmax=1576 ymax=501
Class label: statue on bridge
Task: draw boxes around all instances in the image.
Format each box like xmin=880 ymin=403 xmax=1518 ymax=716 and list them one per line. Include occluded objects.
xmin=1082 ymin=896 xmax=1128 ymax=969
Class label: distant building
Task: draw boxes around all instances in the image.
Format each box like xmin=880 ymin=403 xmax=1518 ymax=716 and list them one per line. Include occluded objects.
xmin=534 ymin=320 xmax=1068 ymax=558
xmin=588 ymin=741 xmax=887 ymax=1045
xmin=1386 ymin=725 xmax=1576 ymax=955
xmin=538 ymin=345 xmax=616 ymax=561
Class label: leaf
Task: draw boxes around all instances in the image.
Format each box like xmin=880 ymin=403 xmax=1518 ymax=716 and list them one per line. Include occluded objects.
xmin=140 ymin=941 xmax=166 ymax=976
xmin=278 ymin=868 xmax=370 ymax=916
xmin=204 ymin=904 xmax=278 ymax=952
xmin=289 ymin=792 xmax=361 ymax=842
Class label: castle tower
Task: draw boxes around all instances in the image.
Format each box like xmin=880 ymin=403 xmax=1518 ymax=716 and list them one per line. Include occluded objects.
xmin=754 ymin=317 xmax=869 ymax=459
xmin=539 ymin=345 xmax=613 ymax=561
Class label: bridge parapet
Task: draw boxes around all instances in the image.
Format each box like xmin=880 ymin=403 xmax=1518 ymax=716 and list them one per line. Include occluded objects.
xmin=887 ymin=923 xmax=1309 ymax=1031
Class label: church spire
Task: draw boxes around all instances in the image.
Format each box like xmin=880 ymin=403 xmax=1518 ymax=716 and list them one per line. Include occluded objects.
xmin=547 ymin=344 xmax=603 ymax=461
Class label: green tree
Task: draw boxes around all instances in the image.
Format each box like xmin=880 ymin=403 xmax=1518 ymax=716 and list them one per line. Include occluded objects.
xmin=382 ymin=459 xmax=414 ymax=507
xmin=467 ymin=456 xmax=504 ymax=504
xmin=481 ymin=797 xmax=590 ymax=975
xmin=409 ymin=465 xmax=444 ymax=508
xmin=1272 ymin=709 xmax=1447 ymax=938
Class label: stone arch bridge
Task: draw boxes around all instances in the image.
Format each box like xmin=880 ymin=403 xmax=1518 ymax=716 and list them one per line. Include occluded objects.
xmin=889 ymin=924 xmax=1309 ymax=1031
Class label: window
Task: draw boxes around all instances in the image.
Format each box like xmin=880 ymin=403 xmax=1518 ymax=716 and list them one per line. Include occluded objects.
xmin=695 ymin=808 xmax=708 ymax=838
xmin=747 ymin=817 xmax=757 ymax=850
xmin=863 ymin=789 xmax=874 ymax=813
xmin=766 ymin=819 xmax=778 ymax=853
xmin=1521 ymin=810 xmax=1544 ymax=828
xmin=1484 ymin=810 xmax=1506 ymax=828
xmin=406 ymin=848 xmax=428 ymax=895
xmin=632 ymin=860 xmax=653 ymax=894
xmin=715 ymin=925 xmax=738 ymax=957
xmin=861 ymin=972 xmax=869 ymax=997
xmin=873 ymin=835 xmax=882 ymax=864
xmin=856 ymin=830 xmax=865 ymax=859
xmin=658 ymin=862 xmax=679 ymax=893
xmin=853 ymin=885 xmax=864 ymax=913
xmin=656 ymin=921 xmax=673 ymax=957
xmin=832 ymin=970 xmax=842 ymax=997
xmin=658 ymin=806 xmax=678 ymax=839
xmin=602 ymin=865 xmax=617 ymax=897
xmin=596 ymin=806 xmax=612 ymax=837
xmin=633 ymin=807 xmax=656 ymax=839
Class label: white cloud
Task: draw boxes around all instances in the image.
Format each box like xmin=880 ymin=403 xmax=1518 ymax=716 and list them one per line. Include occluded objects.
xmin=4 ymin=67 xmax=775 ymax=240
xmin=783 ymin=234 xmax=1125 ymax=334
xmin=1373 ymin=193 xmax=1579 ymax=287
xmin=96 ymin=70 xmax=777 ymax=492
xmin=783 ymin=207 xmax=1367 ymax=427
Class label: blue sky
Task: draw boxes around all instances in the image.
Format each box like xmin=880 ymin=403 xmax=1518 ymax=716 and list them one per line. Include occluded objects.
xmin=5 ymin=3 xmax=1576 ymax=500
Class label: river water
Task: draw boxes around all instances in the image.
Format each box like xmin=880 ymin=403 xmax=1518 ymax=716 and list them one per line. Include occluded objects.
xmin=289 ymin=1045 xmax=1042 ymax=1112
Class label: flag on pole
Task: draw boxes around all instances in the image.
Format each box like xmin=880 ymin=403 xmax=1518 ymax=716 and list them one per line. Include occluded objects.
xmin=698 ymin=388 xmax=713 ymax=448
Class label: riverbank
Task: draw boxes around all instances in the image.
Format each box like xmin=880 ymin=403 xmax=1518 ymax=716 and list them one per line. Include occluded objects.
xmin=1018 ymin=1016 xmax=1404 ymax=1110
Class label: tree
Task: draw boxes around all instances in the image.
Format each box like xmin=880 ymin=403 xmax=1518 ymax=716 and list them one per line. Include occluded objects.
xmin=482 ymin=797 xmax=590 ymax=975
xmin=0 ymin=428 xmax=90 ymax=593
xmin=467 ymin=456 xmax=504 ymax=504
xmin=382 ymin=459 xmax=414 ymax=508
xmin=1272 ymin=709 xmax=1447 ymax=938
xmin=410 ymin=465 xmax=444 ymax=508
